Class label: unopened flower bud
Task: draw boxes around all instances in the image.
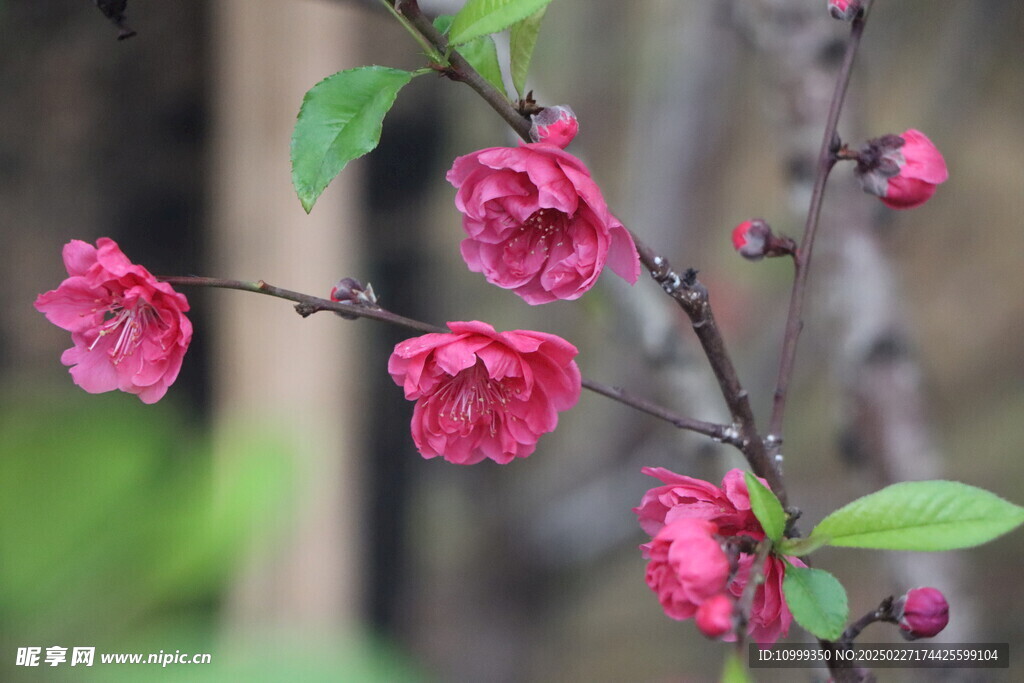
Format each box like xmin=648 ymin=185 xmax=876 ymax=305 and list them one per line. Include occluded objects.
xmin=828 ymin=0 xmax=862 ymax=21
xmin=732 ymin=219 xmax=770 ymax=261
xmin=732 ymin=218 xmax=799 ymax=262
xmin=854 ymin=129 xmax=948 ymax=210
xmin=329 ymin=277 xmax=378 ymax=319
xmin=894 ymin=587 xmax=949 ymax=640
xmin=529 ymin=105 xmax=578 ymax=148
xmin=696 ymin=593 xmax=734 ymax=639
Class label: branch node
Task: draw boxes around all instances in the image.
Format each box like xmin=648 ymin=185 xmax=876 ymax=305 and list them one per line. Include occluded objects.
xmin=659 ymin=272 xmax=682 ymax=294
xmin=721 ymin=423 xmax=741 ymax=443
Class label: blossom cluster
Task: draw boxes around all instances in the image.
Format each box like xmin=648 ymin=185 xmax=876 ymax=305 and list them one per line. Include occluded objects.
xmin=33 ymin=45 xmax=955 ymax=658
xmin=635 ymin=467 xmax=803 ymax=644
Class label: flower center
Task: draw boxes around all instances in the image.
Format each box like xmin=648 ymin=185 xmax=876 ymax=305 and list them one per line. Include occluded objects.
xmin=430 ymin=361 xmax=513 ymax=435
xmin=89 ymin=297 xmax=163 ymax=365
xmin=505 ymin=208 xmax=568 ymax=260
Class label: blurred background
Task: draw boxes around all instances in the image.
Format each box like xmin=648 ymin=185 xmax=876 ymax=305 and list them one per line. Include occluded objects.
xmin=2 ymin=1 xmax=1022 ymax=681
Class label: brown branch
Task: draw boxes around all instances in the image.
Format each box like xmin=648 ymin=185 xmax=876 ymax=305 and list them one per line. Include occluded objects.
xmin=767 ymin=2 xmax=873 ymax=445
xmin=634 ymin=238 xmax=786 ymax=505
xmin=159 ymin=275 xmax=732 ymax=441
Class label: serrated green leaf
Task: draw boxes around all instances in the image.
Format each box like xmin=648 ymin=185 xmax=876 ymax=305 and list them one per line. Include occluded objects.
xmin=291 ymin=66 xmax=414 ymax=213
xmin=720 ymin=650 xmax=753 ymax=683
xmin=449 ymin=0 xmax=555 ymax=47
xmin=778 ymin=534 xmax=830 ymax=557
xmin=435 ymin=15 xmax=507 ymax=98
xmin=783 ymin=566 xmax=848 ymax=641
xmin=509 ymin=7 xmax=546 ymax=98
xmin=812 ymin=480 xmax=1024 ymax=551
xmin=745 ymin=471 xmax=786 ymax=544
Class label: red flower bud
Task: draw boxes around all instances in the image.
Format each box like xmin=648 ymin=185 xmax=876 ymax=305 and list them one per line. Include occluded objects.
xmin=828 ymin=0 xmax=862 ymax=21
xmin=529 ymin=105 xmax=578 ymax=149
xmin=895 ymin=587 xmax=949 ymax=640
xmin=732 ymin=219 xmax=770 ymax=261
xmin=731 ymin=220 xmax=797 ymax=262
xmin=854 ymin=130 xmax=948 ymax=210
xmin=696 ymin=593 xmax=735 ymax=639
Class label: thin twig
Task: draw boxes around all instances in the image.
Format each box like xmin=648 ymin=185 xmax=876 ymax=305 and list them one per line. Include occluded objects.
xmin=767 ymin=2 xmax=873 ymax=445
xmin=159 ymin=276 xmax=444 ymax=334
xmin=839 ymin=596 xmax=896 ymax=644
xmin=581 ymin=378 xmax=741 ymax=445
xmin=159 ymin=275 xmax=731 ymax=441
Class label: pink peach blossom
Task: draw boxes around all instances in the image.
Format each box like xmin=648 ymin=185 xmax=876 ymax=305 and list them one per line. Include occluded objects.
xmin=388 ymin=321 xmax=581 ymax=465
xmin=855 ymin=129 xmax=948 ymax=210
xmin=446 ymin=142 xmax=640 ymax=304
xmin=635 ymin=467 xmax=800 ymax=645
xmin=34 ymin=238 xmax=192 ymax=404
xmin=644 ymin=518 xmax=730 ymax=621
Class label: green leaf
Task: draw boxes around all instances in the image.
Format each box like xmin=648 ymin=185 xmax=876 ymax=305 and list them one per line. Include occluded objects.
xmin=449 ymin=0 xmax=556 ymax=47
xmin=783 ymin=566 xmax=848 ymax=641
xmin=435 ymin=15 xmax=507 ymax=98
xmin=777 ymin=534 xmax=830 ymax=557
xmin=509 ymin=7 xmax=546 ymax=98
xmin=720 ymin=650 xmax=753 ymax=683
xmin=745 ymin=471 xmax=786 ymax=544
xmin=291 ymin=66 xmax=414 ymax=213
xmin=811 ymin=480 xmax=1024 ymax=551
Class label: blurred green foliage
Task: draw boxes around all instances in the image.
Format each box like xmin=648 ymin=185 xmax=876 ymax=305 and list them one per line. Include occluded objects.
xmin=0 ymin=393 xmax=420 ymax=682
